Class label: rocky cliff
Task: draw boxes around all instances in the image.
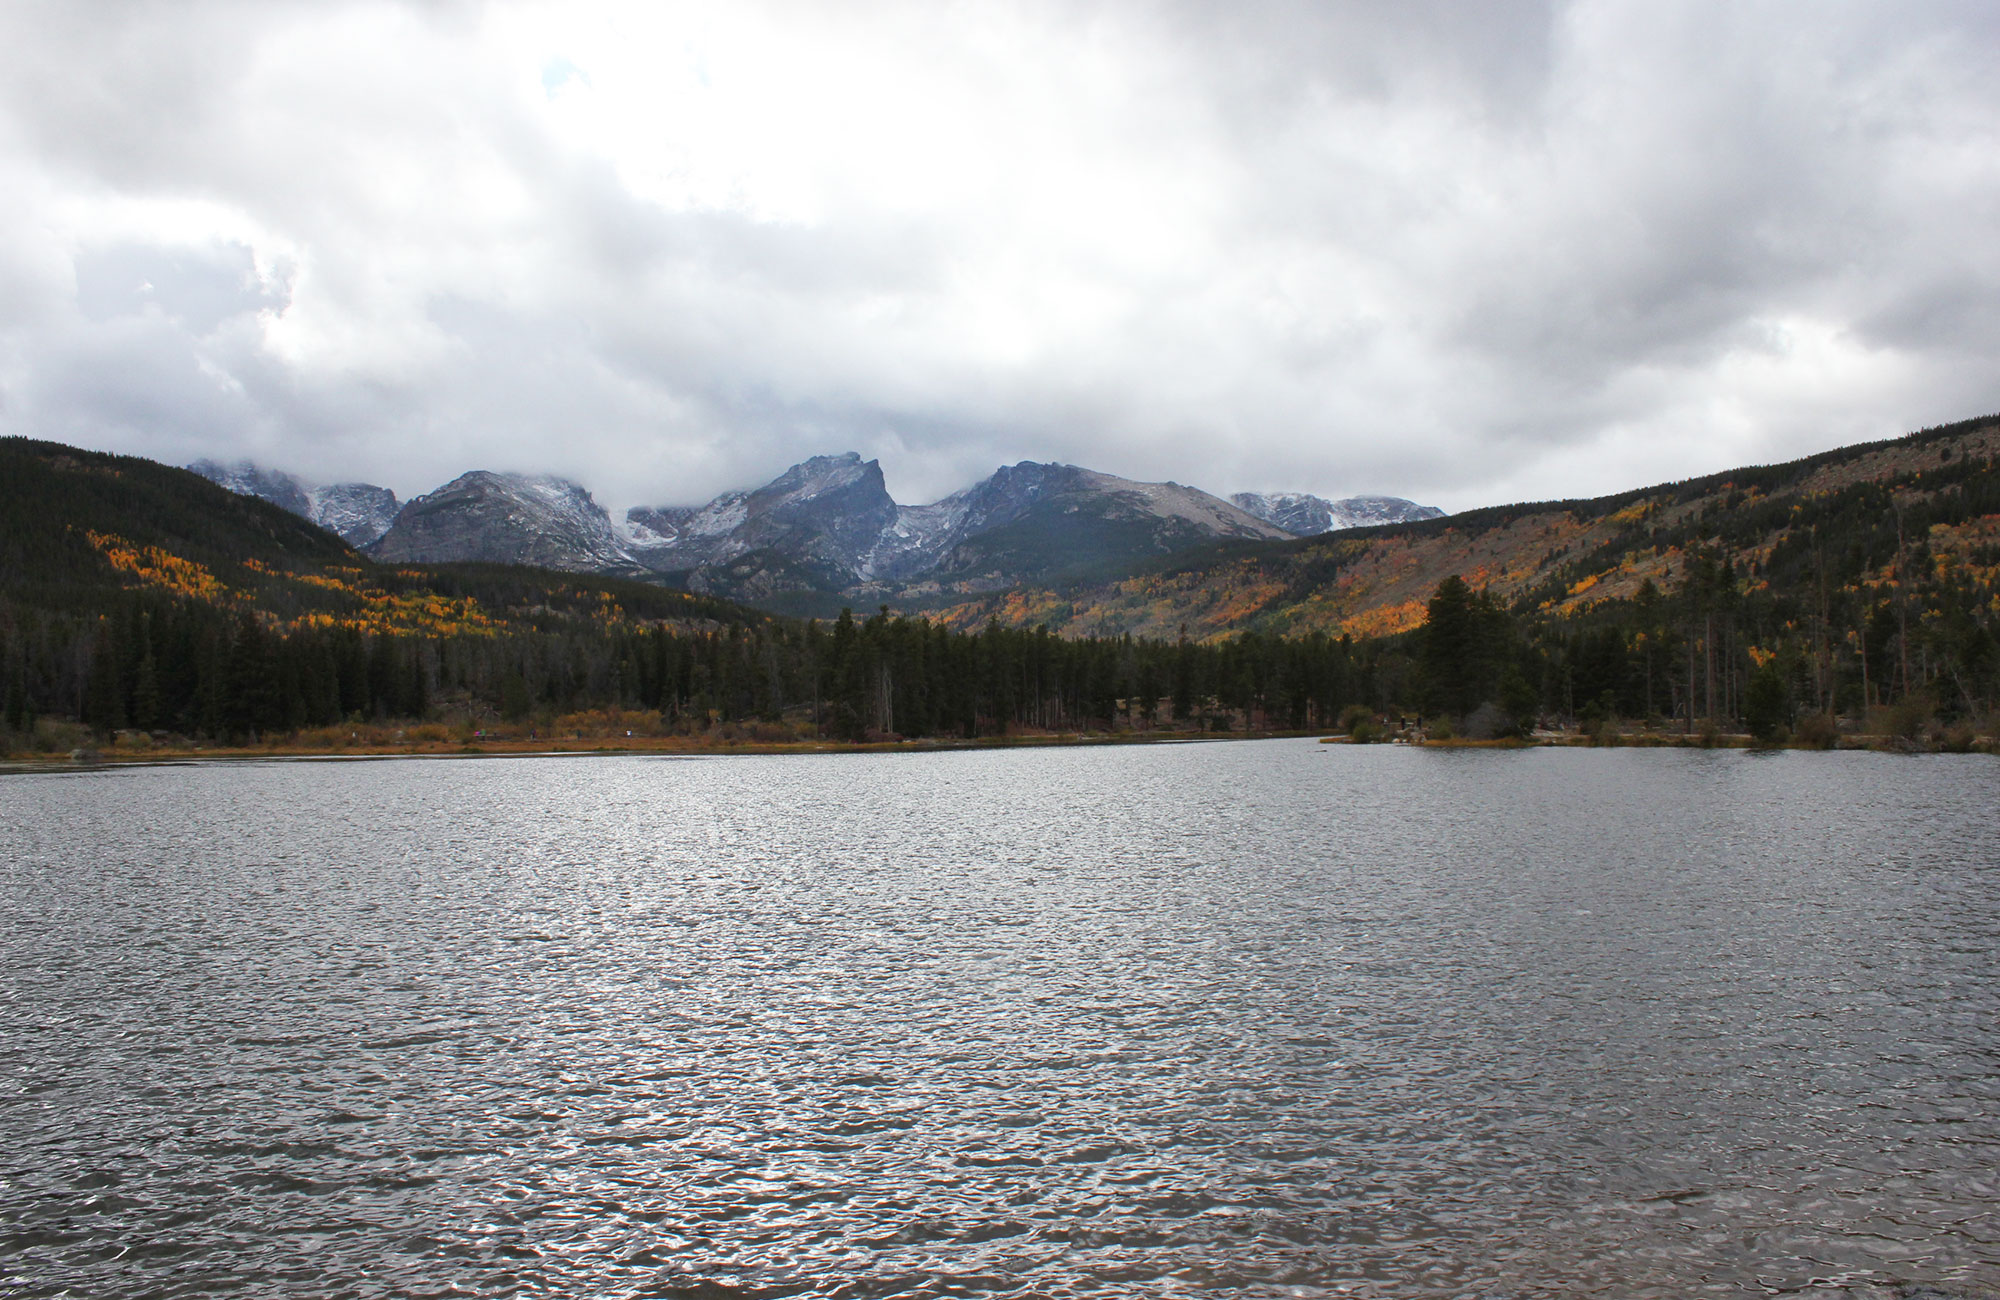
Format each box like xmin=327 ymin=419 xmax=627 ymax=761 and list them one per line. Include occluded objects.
xmin=187 ymin=459 xmax=401 ymax=547
xmin=370 ymin=471 xmax=643 ymax=574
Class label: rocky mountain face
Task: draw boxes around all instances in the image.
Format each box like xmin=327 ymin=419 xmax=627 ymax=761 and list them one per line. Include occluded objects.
xmin=623 ymin=455 xmax=1292 ymax=604
xmin=190 ymin=451 xmax=1435 ymax=609
xmin=188 ymin=459 xmax=314 ymax=518
xmin=1231 ymin=491 xmax=1445 ymax=535
xmin=908 ymin=463 xmax=1292 ymax=591
xmin=370 ymin=471 xmax=643 ymax=574
xmin=187 ymin=459 xmax=401 ymax=547
xmin=625 ymin=453 xmax=902 ymax=591
xmin=308 ymin=483 xmax=401 ymax=548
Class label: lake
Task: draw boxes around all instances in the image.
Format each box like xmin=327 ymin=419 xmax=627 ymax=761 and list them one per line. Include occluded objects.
xmin=2 ymin=740 xmax=1997 ymax=1298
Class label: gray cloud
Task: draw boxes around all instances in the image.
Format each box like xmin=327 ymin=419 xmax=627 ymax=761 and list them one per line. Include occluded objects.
xmin=2 ymin=0 xmax=1997 ymax=515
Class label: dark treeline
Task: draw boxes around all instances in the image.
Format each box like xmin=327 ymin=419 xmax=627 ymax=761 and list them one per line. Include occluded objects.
xmin=4 ymin=595 xmax=431 ymax=741
xmin=10 ymin=528 xmax=1993 ymax=748
xmin=2 ymin=594 xmax=1380 ymax=745
xmin=1411 ymin=527 xmax=2000 ymax=742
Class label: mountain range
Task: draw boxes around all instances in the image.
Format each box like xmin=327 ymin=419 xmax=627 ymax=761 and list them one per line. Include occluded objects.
xmin=189 ymin=454 xmax=1443 ymax=613
xmin=162 ymin=419 xmax=2000 ymax=658
xmin=15 ymin=414 xmax=1997 ymax=743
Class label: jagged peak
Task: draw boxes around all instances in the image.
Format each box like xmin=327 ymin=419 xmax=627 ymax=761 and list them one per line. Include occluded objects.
xmin=754 ymin=452 xmax=882 ymax=500
xmin=416 ymin=469 xmax=599 ymax=505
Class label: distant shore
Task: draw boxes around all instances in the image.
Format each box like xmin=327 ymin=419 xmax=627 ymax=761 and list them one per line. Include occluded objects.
xmin=0 ymin=726 xmax=1339 ymax=769
xmin=5 ymin=720 xmax=1993 ymax=770
xmin=1396 ymin=727 xmax=1998 ymax=754
xmin=1401 ymin=734 xmax=1996 ymax=753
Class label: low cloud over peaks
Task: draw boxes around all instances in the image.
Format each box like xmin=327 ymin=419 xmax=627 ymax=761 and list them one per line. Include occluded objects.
xmin=3 ymin=0 xmax=1998 ymax=513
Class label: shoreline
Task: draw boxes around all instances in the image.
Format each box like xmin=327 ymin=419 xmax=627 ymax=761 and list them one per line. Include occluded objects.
xmin=1397 ymin=732 xmax=1998 ymax=753
xmin=7 ymin=725 xmax=1994 ymax=772
xmin=0 ymin=726 xmax=1338 ymax=772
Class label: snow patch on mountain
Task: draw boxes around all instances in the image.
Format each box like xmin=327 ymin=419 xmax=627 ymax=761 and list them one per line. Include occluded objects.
xmin=307 ymin=482 xmax=400 ymax=547
xmin=1231 ymin=491 xmax=1445 ymax=535
xmin=189 ymin=459 xmax=401 ymax=546
xmin=627 ymin=456 xmax=1296 ymax=588
xmin=625 ymin=453 xmax=897 ymax=579
xmin=856 ymin=493 xmax=980 ymax=581
xmin=188 ymin=458 xmax=313 ymax=517
xmin=371 ymin=471 xmax=641 ymax=573
xmin=190 ymin=450 xmax=1441 ymax=592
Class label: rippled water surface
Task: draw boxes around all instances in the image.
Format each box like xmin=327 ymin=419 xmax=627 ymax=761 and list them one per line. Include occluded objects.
xmin=3 ymin=741 xmax=1998 ymax=1298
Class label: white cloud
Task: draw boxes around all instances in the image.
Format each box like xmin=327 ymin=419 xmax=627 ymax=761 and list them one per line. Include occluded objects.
xmin=2 ymin=0 xmax=1997 ymax=514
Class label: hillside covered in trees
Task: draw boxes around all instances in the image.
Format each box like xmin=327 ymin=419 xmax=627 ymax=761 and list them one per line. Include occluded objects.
xmin=5 ymin=417 xmax=1998 ymax=754
xmin=931 ymin=415 xmax=2000 ymax=738
xmin=1 ymin=439 xmax=1370 ymax=748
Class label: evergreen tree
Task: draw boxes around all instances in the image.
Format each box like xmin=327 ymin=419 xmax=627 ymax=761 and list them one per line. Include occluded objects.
xmin=1745 ymin=659 xmax=1791 ymax=742
xmin=83 ymin=620 xmax=126 ymax=734
xmin=131 ymin=634 xmax=161 ymax=732
xmin=1420 ymin=576 xmax=1512 ymax=720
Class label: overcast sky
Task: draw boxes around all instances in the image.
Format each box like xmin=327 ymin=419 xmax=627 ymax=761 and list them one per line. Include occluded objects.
xmin=3 ymin=0 xmax=1997 ymax=514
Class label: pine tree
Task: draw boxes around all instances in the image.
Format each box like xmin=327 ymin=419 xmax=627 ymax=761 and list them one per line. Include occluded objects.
xmin=83 ymin=620 xmax=126 ymax=735
xmin=131 ymin=642 xmax=160 ymax=732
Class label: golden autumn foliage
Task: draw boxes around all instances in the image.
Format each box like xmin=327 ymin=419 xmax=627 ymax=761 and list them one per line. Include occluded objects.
xmin=86 ymin=533 xmax=669 ymax=639
xmin=1340 ymin=599 xmax=1430 ymax=639
xmin=87 ymin=532 xmax=233 ymax=603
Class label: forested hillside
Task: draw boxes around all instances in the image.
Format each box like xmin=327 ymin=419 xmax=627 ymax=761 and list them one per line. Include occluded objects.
xmin=931 ymin=415 xmax=2000 ymax=735
xmin=0 ymin=439 xmax=763 ymax=740
xmin=6 ymin=419 xmax=1998 ymax=753
xmin=1 ymin=439 xmax=1366 ymax=746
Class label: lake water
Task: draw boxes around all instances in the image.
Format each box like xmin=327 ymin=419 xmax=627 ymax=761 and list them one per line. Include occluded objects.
xmin=2 ymin=740 xmax=1997 ymax=1299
